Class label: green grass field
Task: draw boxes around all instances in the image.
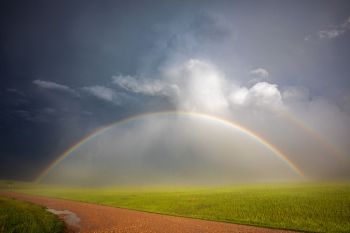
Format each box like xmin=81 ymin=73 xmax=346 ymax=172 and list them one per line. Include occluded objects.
xmin=2 ymin=182 xmax=350 ymax=233
xmin=0 ymin=195 xmax=65 ymax=233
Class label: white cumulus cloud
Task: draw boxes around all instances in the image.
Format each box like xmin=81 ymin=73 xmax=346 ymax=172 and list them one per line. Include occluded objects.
xmin=229 ymin=82 xmax=283 ymax=110
xmin=163 ymin=59 xmax=229 ymax=113
xmin=112 ymin=60 xmax=285 ymax=114
xmin=82 ymin=85 xmax=121 ymax=104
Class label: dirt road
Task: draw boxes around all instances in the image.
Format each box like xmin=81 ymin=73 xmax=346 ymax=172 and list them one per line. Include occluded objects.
xmin=2 ymin=192 xmax=299 ymax=233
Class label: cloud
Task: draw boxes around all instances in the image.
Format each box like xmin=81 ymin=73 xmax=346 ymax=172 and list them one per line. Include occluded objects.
xmin=113 ymin=60 xmax=283 ymax=114
xmin=5 ymin=88 xmax=29 ymax=105
xmin=6 ymin=88 xmax=26 ymax=96
xmin=162 ymin=59 xmax=229 ymax=113
xmin=163 ymin=60 xmax=282 ymax=113
xmin=319 ymin=29 xmax=344 ymax=39
xmin=249 ymin=68 xmax=269 ymax=78
xmin=282 ymin=86 xmax=310 ymax=103
xmin=229 ymin=82 xmax=283 ymax=110
xmin=112 ymin=60 xmax=230 ymax=114
xmin=13 ymin=108 xmax=57 ymax=123
xmin=318 ymin=16 xmax=350 ymax=39
xmin=113 ymin=60 xmax=232 ymax=114
xmin=33 ymin=80 xmax=125 ymax=106
xmin=343 ymin=95 xmax=350 ymax=115
xmin=41 ymin=107 xmax=56 ymax=115
xmin=82 ymin=85 xmax=121 ymax=104
xmin=33 ymin=80 xmax=77 ymax=95
xmin=13 ymin=110 xmax=31 ymax=119
xmin=112 ymin=75 xmax=169 ymax=96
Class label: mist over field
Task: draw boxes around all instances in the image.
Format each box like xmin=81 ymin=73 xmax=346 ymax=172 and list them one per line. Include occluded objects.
xmin=43 ymin=114 xmax=300 ymax=186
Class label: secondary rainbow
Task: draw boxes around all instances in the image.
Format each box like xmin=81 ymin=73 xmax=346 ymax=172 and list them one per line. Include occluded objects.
xmin=280 ymin=110 xmax=348 ymax=162
xmin=35 ymin=111 xmax=305 ymax=182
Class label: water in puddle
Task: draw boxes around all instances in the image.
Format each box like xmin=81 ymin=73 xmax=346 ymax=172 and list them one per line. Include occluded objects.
xmin=47 ymin=208 xmax=81 ymax=232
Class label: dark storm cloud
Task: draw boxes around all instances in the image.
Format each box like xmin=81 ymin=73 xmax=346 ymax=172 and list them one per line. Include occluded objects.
xmin=0 ymin=0 xmax=350 ymax=181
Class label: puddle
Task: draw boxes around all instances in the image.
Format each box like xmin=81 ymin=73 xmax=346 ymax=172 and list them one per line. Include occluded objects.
xmin=47 ymin=208 xmax=81 ymax=232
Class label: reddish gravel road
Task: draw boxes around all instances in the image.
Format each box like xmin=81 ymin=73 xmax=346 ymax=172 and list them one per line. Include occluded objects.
xmin=2 ymin=192 xmax=299 ymax=233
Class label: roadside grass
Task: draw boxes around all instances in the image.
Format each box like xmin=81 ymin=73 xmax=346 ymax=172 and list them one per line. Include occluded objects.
xmin=0 ymin=195 xmax=65 ymax=233
xmin=2 ymin=181 xmax=350 ymax=233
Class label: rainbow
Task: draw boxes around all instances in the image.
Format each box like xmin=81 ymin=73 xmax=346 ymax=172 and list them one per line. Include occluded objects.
xmin=35 ymin=111 xmax=305 ymax=182
xmin=280 ymin=111 xmax=348 ymax=162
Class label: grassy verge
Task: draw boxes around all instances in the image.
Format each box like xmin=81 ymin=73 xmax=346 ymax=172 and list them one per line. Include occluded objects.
xmin=2 ymin=181 xmax=350 ymax=232
xmin=0 ymin=195 xmax=65 ymax=233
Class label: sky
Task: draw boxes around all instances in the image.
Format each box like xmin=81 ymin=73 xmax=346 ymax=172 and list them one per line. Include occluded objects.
xmin=1 ymin=0 xmax=350 ymax=183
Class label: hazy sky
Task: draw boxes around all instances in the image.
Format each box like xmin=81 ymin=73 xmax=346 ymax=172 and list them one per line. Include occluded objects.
xmin=1 ymin=0 xmax=350 ymax=181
